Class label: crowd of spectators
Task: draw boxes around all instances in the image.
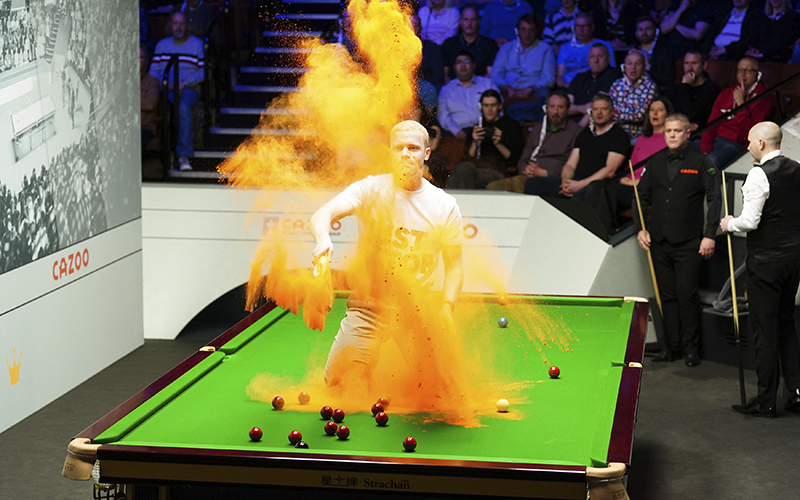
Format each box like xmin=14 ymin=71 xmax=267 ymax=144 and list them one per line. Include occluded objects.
xmin=0 ymin=3 xmax=36 ymax=73
xmin=401 ymin=0 xmax=800 ymax=232
xmin=0 ymin=133 xmax=107 ymax=274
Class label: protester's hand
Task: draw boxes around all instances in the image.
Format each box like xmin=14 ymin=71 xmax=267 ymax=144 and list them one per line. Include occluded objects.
xmin=312 ymin=240 xmax=333 ymax=266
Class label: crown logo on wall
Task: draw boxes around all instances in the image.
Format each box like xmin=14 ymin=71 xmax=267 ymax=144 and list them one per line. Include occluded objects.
xmin=7 ymin=349 xmax=21 ymax=386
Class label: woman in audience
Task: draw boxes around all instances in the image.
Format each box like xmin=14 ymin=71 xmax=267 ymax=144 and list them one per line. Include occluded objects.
xmin=604 ymin=96 xmax=673 ymax=229
xmin=418 ymin=0 xmax=460 ymax=45
xmin=747 ymin=0 xmax=800 ymax=63
xmin=623 ymin=95 xmax=673 ymax=185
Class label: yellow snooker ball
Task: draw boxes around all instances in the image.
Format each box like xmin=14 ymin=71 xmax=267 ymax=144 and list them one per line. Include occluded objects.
xmin=496 ymin=399 xmax=510 ymax=412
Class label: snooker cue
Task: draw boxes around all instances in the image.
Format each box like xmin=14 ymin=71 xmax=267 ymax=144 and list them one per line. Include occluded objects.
xmin=721 ymin=171 xmax=747 ymax=407
xmin=629 ymin=161 xmax=663 ymax=318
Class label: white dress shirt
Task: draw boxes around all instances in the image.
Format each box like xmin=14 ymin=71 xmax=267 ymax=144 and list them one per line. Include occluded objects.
xmin=727 ymin=149 xmax=782 ymax=233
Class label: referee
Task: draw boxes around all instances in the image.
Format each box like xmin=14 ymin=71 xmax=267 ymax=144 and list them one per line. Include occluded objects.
xmin=635 ymin=113 xmax=721 ymax=367
xmin=721 ymin=122 xmax=800 ymax=418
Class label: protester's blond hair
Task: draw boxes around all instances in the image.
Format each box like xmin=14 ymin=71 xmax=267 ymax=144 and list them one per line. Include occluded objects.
xmin=392 ymin=120 xmax=430 ymax=148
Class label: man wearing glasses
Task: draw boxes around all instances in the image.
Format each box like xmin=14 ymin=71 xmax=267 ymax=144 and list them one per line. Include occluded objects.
xmin=700 ymin=57 xmax=772 ymax=169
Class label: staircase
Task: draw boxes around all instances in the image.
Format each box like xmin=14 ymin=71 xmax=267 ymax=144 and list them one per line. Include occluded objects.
xmin=174 ymin=0 xmax=342 ymax=178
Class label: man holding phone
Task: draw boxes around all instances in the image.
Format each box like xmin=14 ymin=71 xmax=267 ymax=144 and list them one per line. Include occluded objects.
xmin=446 ymin=89 xmax=523 ymax=189
xmin=700 ymin=56 xmax=771 ymax=168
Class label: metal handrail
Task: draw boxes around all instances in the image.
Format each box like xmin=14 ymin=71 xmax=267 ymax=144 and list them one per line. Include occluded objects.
xmin=160 ymin=54 xmax=180 ymax=175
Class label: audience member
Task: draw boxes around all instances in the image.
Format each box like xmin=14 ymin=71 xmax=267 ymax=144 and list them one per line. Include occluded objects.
xmin=609 ymin=49 xmax=658 ymax=139
xmin=629 ymin=95 xmax=671 ymax=172
xmin=720 ymin=122 xmax=800 ymax=418
xmin=567 ymin=43 xmax=621 ymax=126
xmin=487 ymin=89 xmax=582 ymax=193
xmin=542 ymin=0 xmax=582 ymax=55
xmin=140 ymin=43 xmax=160 ymax=154
xmin=748 ymin=0 xmax=800 ymax=63
xmin=635 ymin=113 xmax=720 ymax=367
xmin=665 ymin=50 xmax=721 ymax=132
xmin=524 ymin=93 xmax=629 ymax=201
xmin=437 ymin=50 xmax=500 ymax=137
xmin=603 ymin=96 xmax=673 ymax=229
xmin=447 ymin=89 xmax=524 ymax=188
xmin=172 ymin=0 xmax=217 ymax=39
xmin=634 ymin=15 xmax=673 ymax=88
xmin=705 ymin=0 xmax=764 ymax=61
xmin=480 ymin=0 xmax=534 ymax=46
xmin=413 ymin=13 xmax=446 ymax=90
xmin=491 ymin=14 xmax=556 ymax=121
xmin=591 ymin=0 xmax=644 ymax=49
xmin=659 ymin=0 xmax=713 ymax=60
xmin=150 ymin=11 xmax=205 ymax=171
xmin=442 ymin=6 xmax=499 ymax=79
xmin=419 ymin=0 xmax=461 ymax=45
xmin=556 ymin=13 xmax=616 ymax=87
xmin=701 ymin=57 xmax=772 ymax=168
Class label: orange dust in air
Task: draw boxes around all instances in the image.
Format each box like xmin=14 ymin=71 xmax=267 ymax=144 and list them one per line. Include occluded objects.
xmin=223 ymin=0 xmax=576 ymax=426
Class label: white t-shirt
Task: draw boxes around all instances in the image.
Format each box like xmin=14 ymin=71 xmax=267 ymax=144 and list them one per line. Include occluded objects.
xmin=338 ymin=174 xmax=463 ymax=288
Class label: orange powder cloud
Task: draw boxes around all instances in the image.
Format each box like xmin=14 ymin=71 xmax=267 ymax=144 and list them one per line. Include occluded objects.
xmin=221 ymin=0 xmax=573 ymax=427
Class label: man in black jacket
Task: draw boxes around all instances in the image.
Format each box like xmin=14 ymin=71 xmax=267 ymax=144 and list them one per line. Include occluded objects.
xmin=721 ymin=122 xmax=800 ymax=417
xmin=635 ymin=113 xmax=721 ymax=367
xmin=705 ymin=0 xmax=765 ymax=61
xmin=665 ymin=50 xmax=721 ymax=133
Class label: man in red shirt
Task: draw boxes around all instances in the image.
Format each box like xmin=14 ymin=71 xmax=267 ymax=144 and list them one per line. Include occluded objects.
xmin=700 ymin=56 xmax=771 ymax=168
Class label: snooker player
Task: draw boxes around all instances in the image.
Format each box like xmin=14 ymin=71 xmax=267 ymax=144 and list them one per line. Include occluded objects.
xmin=310 ymin=120 xmax=465 ymax=386
xmin=720 ymin=122 xmax=800 ymax=417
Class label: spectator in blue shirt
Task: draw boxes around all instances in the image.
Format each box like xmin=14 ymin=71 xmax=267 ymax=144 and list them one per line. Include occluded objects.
xmin=492 ymin=14 xmax=556 ymax=122
xmin=556 ymin=12 xmax=616 ymax=87
xmin=479 ymin=0 xmax=533 ymax=46
xmin=492 ymin=14 xmax=556 ymax=98
xmin=437 ymin=51 xmax=500 ymax=137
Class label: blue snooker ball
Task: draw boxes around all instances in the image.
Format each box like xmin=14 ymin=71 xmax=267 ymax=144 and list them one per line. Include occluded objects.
xmin=498 ymin=317 xmax=508 ymax=328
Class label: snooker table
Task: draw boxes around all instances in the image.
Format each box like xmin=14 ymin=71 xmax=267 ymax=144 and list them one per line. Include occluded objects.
xmin=64 ymin=293 xmax=648 ymax=500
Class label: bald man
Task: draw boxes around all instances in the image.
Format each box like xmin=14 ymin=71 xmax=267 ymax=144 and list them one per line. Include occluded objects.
xmin=721 ymin=122 xmax=800 ymax=418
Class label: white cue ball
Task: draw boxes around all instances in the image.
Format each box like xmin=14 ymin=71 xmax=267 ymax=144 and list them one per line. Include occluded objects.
xmin=496 ymin=398 xmax=510 ymax=412
xmin=498 ymin=317 xmax=508 ymax=328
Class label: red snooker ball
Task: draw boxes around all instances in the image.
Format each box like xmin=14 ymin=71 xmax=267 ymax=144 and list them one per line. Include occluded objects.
xmin=332 ymin=408 xmax=345 ymax=423
xmin=375 ymin=411 xmax=389 ymax=426
xmin=272 ymin=396 xmax=285 ymax=410
xmin=403 ymin=436 xmax=417 ymax=451
xmin=249 ymin=427 xmax=263 ymax=442
xmin=298 ymin=391 xmax=311 ymax=405
xmin=371 ymin=403 xmax=384 ymax=416
xmin=377 ymin=397 xmax=391 ymax=408
xmin=336 ymin=425 xmax=350 ymax=440
xmin=324 ymin=421 xmax=338 ymax=436
xmin=320 ymin=405 xmax=333 ymax=419
xmin=288 ymin=430 xmax=302 ymax=445
xmin=549 ymin=366 xmax=560 ymax=379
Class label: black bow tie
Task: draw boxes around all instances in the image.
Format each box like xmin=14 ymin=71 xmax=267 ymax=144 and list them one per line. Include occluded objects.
xmin=667 ymin=153 xmax=684 ymax=162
